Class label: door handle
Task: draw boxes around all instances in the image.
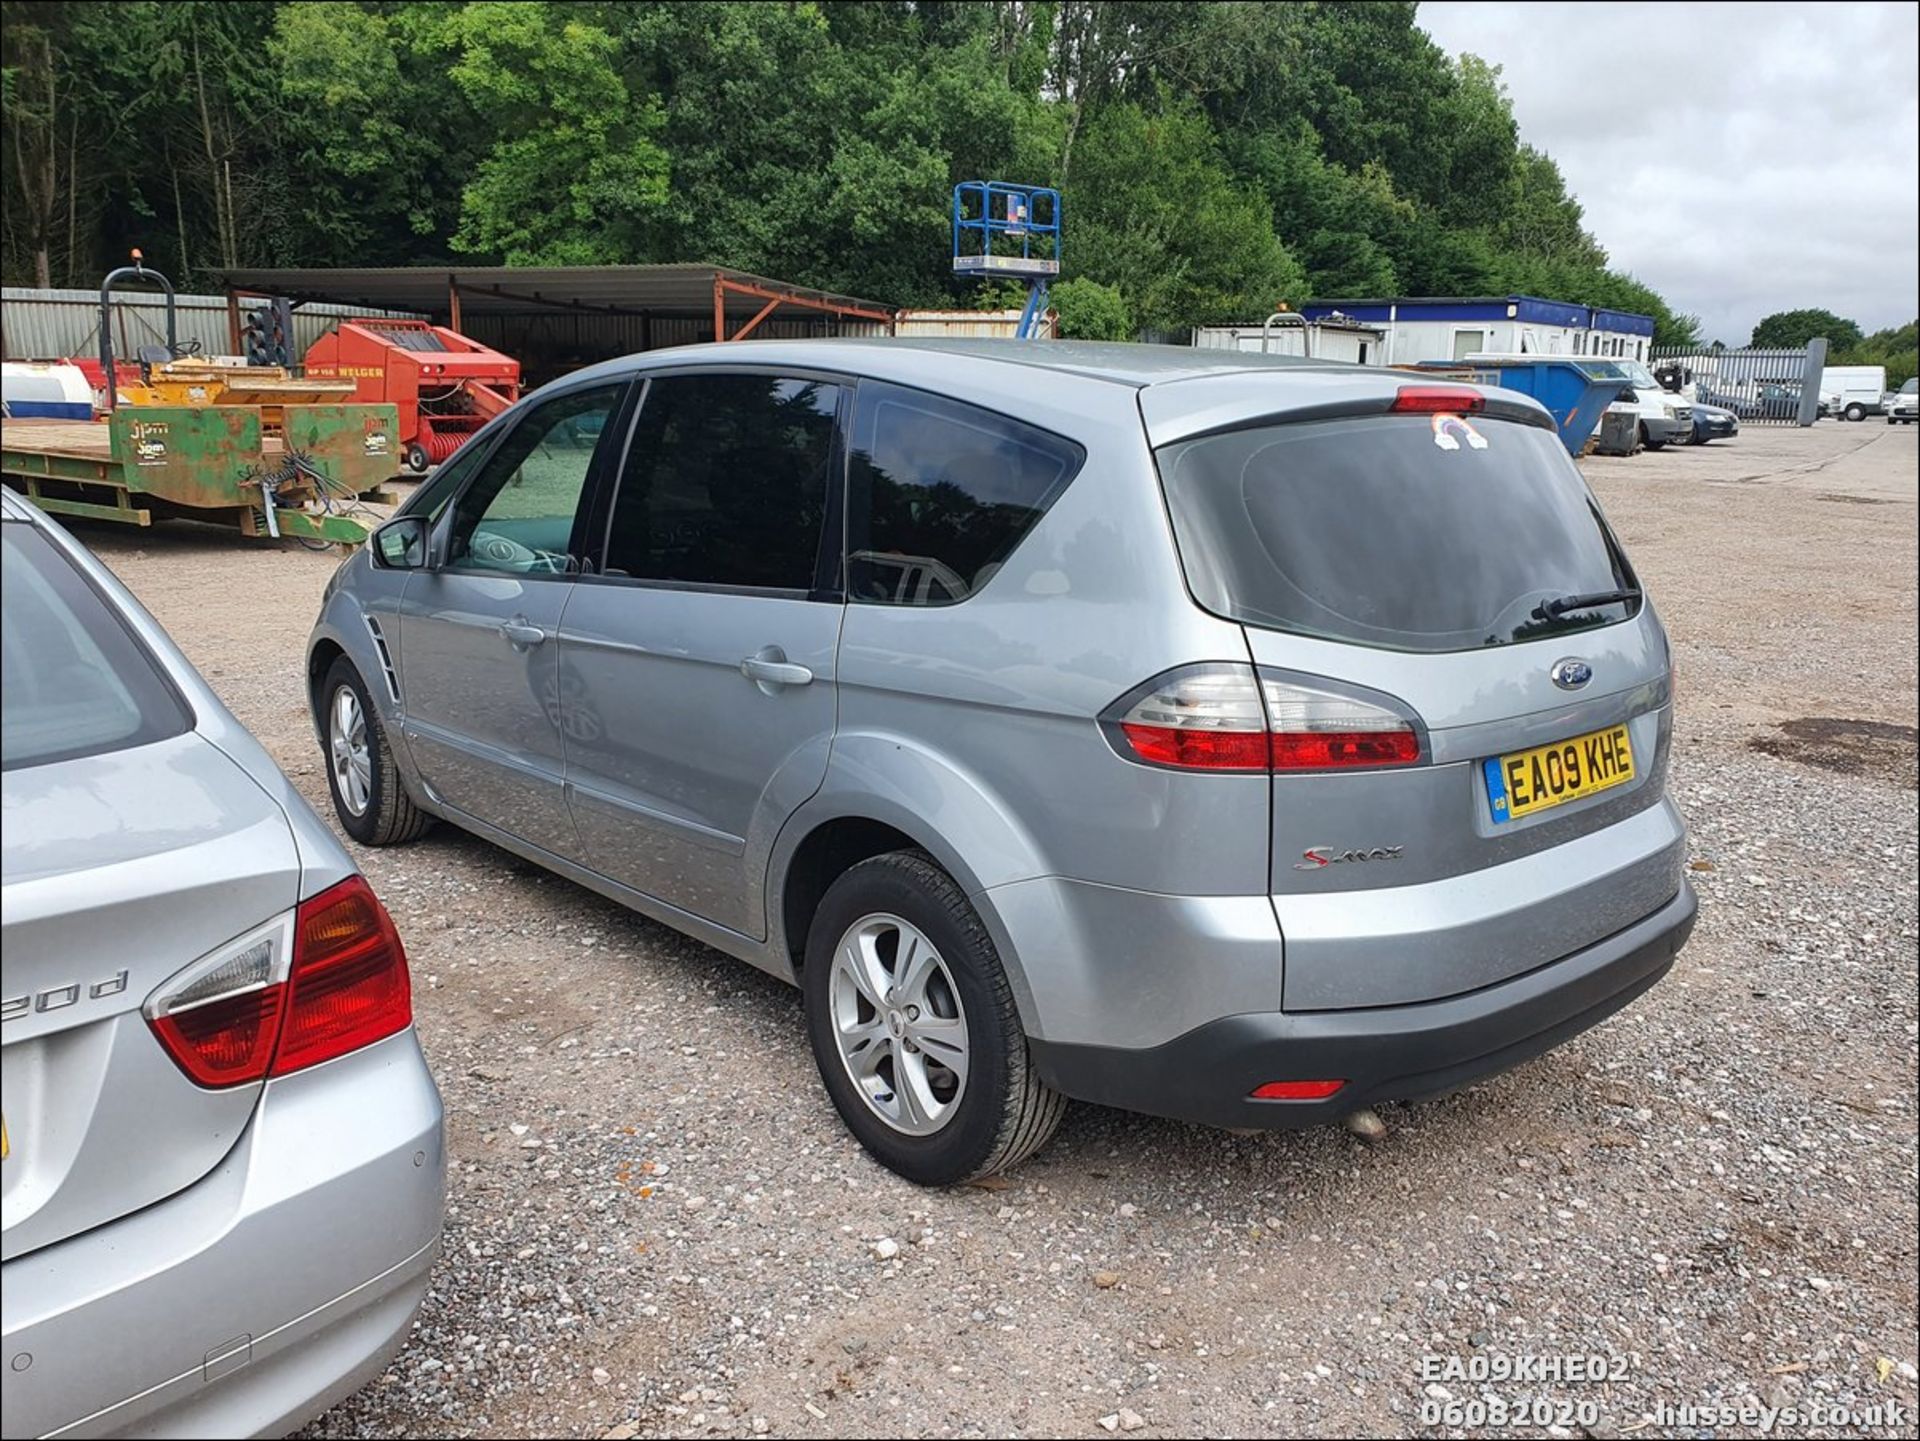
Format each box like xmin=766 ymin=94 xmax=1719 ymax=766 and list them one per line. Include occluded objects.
xmin=740 ymin=655 xmax=813 ymax=689
xmin=499 ymin=619 xmax=547 ymax=648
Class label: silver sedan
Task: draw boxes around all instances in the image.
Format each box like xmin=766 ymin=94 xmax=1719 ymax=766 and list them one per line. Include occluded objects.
xmin=1 ymin=488 xmax=444 ymax=1438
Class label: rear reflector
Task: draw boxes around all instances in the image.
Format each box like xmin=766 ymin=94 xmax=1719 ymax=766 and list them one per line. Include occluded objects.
xmin=1392 ymin=384 xmax=1485 ymax=414
xmin=1252 ymin=1079 xmax=1347 ymax=1101
xmin=1110 ymin=666 xmax=1421 ymax=773
xmin=146 ymin=875 xmax=411 ymax=1088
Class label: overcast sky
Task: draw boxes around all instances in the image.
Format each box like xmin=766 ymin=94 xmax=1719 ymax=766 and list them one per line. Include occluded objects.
xmin=1418 ymin=1 xmax=1919 ymax=345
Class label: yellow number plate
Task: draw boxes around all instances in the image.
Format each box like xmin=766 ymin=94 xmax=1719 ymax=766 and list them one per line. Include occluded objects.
xmin=1485 ymin=724 xmax=1634 ymax=823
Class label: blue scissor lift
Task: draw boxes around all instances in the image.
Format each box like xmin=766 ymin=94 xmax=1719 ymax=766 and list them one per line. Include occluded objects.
xmin=952 ymin=181 xmax=1061 ymax=339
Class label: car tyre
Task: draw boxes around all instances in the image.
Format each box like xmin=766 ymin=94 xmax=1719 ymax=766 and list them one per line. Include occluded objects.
xmin=803 ymin=851 xmax=1066 ymax=1186
xmin=1637 ymin=423 xmax=1664 ymax=452
xmin=321 ymin=656 xmax=432 ymax=846
xmin=1845 ymin=403 xmax=1866 ymax=423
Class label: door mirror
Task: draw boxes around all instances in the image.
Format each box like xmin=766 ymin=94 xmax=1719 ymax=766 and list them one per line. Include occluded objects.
xmin=372 ymin=515 xmax=429 ymax=570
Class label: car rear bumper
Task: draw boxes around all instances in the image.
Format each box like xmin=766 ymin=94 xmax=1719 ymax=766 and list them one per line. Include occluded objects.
xmin=1 ymin=1030 xmax=444 ymax=1440
xmin=1028 ymin=882 xmax=1695 ymax=1131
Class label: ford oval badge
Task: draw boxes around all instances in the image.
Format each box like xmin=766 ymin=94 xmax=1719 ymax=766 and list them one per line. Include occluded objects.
xmin=1551 ymin=657 xmax=1593 ymax=690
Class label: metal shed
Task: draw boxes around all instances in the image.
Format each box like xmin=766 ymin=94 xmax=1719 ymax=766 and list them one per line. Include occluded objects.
xmin=213 ymin=264 xmax=899 ymax=385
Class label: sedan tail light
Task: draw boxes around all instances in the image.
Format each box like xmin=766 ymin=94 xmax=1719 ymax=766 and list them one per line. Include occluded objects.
xmin=1107 ymin=665 xmax=1421 ymax=773
xmin=146 ymin=875 xmax=412 ymax=1088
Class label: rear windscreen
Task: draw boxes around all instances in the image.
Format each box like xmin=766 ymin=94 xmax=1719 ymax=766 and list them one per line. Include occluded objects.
xmin=1156 ymin=415 xmax=1638 ymax=653
xmin=2 ymin=522 xmax=191 ymax=769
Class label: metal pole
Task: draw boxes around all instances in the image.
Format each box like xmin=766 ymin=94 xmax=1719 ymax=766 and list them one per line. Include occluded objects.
xmin=713 ymin=276 xmax=727 ymax=342
xmin=1260 ymin=312 xmax=1310 ymax=356
xmin=448 ymin=276 xmax=463 ymax=334
xmin=1797 ymin=338 xmax=1828 ymax=427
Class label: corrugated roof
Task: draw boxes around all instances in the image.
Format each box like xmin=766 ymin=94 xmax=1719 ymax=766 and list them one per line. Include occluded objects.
xmin=212 ymin=263 xmax=894 ymax=322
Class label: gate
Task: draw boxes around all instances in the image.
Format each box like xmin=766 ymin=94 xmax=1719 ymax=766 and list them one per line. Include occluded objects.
xmin=1650 ymin=339 xmax=1828 ymax=426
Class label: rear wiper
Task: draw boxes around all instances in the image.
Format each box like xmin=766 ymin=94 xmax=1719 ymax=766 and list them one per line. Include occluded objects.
xmin=1533 ymin=587 xmax=1640 ymax=620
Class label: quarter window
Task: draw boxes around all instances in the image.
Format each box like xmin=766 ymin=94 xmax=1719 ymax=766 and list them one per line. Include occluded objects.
xmin=604 ymin=374 xmax=842 ymax=592
xmin=445 ymin=383 xmax=624 ymax=575
xmin=846 ymin=383 xmax=1083 ymax=606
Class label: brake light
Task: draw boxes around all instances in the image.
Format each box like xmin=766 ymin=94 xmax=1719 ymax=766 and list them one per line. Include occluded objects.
xmin=275 ymin=875 xmax=412 ymax=1075
xmin=1113 ymin=665 xmax=1272 ymax=772
xmin=1109 ymin=666 xmax=1421 ymax=772
xmin=146 ymin=876 xmax=411 ymax=1088
xmin=1392 ymin=384 xmax=1485 ymax=414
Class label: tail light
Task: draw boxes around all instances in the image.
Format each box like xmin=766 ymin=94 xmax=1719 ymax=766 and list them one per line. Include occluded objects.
xmin=1107 ymin=665 xmax=1421 ymax=773
xmin=146 ymin=875 xmax=411 ymax=1088
xmin=1392 ymin=384 xmax=1485 ymax=413
xmin=1260 ymin=675 xmax=1422 ymax=770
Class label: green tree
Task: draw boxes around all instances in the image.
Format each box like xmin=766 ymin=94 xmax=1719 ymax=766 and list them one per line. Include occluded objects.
xmin=1750 ymin=308 xmax=1864 ymax=351
xmin=1068 ymin=98 xmax=1305 ymax=330
xmin=1050 ymin=276 xmax=1131 ymax=339
xmin=1838 ymin=319 xmax=1918 ymax=389
xmin=4 ymin=0 xmax=1705 ymax=351
xmin=435 ymin=1 xmax=670 ymax=265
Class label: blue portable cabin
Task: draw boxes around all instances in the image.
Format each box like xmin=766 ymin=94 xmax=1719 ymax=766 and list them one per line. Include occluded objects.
xmin=1294 ymin=296 xmax=1655 ymax=366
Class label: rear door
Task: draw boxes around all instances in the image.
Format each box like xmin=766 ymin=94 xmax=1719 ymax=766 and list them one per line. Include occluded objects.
xmin=558 ymin=370 xmax=845 ymax=937
xmin=399 ymin=379 xmax=629 ymax=859
xmin=1150 ymin=398 xmax=1680 ymax=1009
xmin=2 ymin=517 xmax=299 ymax=1259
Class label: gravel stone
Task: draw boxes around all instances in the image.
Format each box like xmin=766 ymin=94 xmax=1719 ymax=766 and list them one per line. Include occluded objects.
xmin=69 ymin=424 xmax=1915 ymax=1437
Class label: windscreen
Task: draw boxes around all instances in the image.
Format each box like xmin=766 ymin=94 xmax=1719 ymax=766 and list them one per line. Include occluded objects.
xmin=1156 ymin=414 xmax=1639 ymax=654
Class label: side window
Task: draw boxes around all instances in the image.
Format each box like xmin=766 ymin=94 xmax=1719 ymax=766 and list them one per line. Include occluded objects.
xmin=400 ymin=432 xmax=491 ymax=524
xmin=445 ymin=383 xmax=624 ymax=575
xmin=846 ymin=382 xmax=1084 ymax=607
xmin=604 ymin=373 xmax=841 ymax=591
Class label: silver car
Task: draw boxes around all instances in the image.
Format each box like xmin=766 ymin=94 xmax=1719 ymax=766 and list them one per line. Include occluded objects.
xmin=308 ymin=340 xmax=1694 ymax=1187
xmin=2 ymin=490 xmax=443 ymax=1437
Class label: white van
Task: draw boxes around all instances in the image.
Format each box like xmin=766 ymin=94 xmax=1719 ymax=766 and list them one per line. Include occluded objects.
xmin=1821 ymin=365 xmax=1887 ymax=422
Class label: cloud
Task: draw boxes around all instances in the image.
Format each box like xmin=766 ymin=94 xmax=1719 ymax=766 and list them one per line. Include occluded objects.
xmin=1419 ymin=0 xmax=1919 ymax=344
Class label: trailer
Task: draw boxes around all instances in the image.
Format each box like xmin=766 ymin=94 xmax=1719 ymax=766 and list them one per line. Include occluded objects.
xmin=303 ymin=318 xmax=519 ymax=472
xmin=2 ymin=404 xmax=398 ymax=543
xmin=0 ymin=254 xmax=400 ymax=544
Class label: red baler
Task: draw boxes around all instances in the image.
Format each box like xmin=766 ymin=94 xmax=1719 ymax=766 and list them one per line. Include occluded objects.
xmin=305 ymin=319 xmax=520 ymax=472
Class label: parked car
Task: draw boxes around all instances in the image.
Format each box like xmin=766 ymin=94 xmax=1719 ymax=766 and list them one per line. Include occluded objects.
xmin=1820 ymin=364 xmax=1887 ymax=422
xmin=1603 ymin=359 xmax=1691 ymax=449
xmin=1886 ymin=376 xmax=1918 ymax=424
xmin=1689 ymin=399 xmax=1740 ymax=444
xmin=1700 ymin=381 xmax=1803 ymax=422
xmin=2 ymin=490 xmax=443 ymax=1438
xmin=309 ymin=340 xmax=1694 ymax=1186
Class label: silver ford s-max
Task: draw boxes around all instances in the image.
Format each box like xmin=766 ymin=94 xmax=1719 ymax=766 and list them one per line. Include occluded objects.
xmin=307 ymin=339 xmax=1694 ymax=1187
xmin=2 ymin=489 xmax=444 ymax=1437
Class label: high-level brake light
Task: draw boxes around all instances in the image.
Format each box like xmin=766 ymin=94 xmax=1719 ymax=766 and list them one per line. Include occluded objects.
xmin=1391 ymin=385 xmax=1485 ymax=414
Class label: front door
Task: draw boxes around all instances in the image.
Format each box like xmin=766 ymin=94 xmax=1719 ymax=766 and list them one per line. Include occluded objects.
xmin=398 ymin=379 xmax=628 ymax=859
xmin=559 ymin=371 xmax=845 ymax=937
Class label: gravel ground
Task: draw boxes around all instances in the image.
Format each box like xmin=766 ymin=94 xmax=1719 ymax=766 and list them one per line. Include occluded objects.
xmin=64 ymin=420 xmax=1918 ymax=1439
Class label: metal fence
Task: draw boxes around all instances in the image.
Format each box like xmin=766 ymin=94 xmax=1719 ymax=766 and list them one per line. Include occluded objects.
xmin=1650 ymin=341 xmax=1828 ymax=426
xmin=2 ymin=286 xmax=418 ymax=364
